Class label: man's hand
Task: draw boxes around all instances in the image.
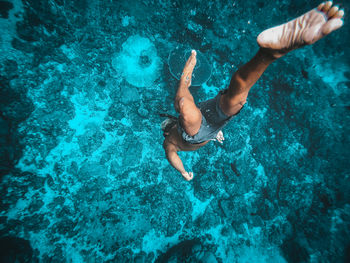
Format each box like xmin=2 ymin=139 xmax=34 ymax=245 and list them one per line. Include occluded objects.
xmin=181 ymin=171 xmax=194 ymax=181
xmin=216 ymin=130 xmax=224 ymax=144
xmin=211 ymin=130 xmax=224 ymax=144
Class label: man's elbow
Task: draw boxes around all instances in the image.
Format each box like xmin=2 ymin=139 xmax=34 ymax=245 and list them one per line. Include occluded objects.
xmin=163 ymin=141 xmax=173 ymax=157
xmin=165 ymin=148 xmax=175 ymax=159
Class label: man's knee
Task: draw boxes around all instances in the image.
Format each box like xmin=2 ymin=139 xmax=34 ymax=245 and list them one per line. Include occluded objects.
xmin=176 ymin=97 xmax=200 ymax=118
xmin=175 ymin=96 xmax=193 ymax=111
xmin=220 ymin=93 xmax=247 ymax=116
xmin=180 ymin=109 xmax=201 ymax=126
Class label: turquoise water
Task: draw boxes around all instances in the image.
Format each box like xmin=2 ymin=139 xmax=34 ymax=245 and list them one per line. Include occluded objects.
xmin=0 ymin=0 xmax=349 ymax=262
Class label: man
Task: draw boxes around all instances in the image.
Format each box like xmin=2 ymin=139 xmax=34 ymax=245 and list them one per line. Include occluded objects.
xmin=162 ymin=2 xmax=344 ymax=181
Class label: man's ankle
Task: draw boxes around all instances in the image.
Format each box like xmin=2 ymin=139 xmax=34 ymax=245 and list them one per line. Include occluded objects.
xmin=258 ymin=48 xmax=281 ymax=62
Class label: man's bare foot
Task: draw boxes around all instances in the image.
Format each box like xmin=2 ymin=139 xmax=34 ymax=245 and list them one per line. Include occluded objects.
xmin=257 ymin=1 xmax=344 ymax=58
xmin=180 ymin=50 xmax=197 ymax=87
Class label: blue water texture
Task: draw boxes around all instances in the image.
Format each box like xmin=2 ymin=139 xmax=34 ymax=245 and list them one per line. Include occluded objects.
xmin=0 ymin=0 xmax=349 ymax=262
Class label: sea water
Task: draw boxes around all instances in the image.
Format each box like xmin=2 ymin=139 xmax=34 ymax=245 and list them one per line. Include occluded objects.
xmin=0 ymin=0 xmax=349 ymax=262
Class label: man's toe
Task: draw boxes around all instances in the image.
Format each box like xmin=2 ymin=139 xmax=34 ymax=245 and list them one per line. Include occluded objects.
xmin=322 ymin=18 xmax=343 ymax=35
xmin=321 ymin=1 xmax=333 ymax=13
xmin=327 ymin=6 xmax=338 ymax=17
xmin=333 ymin=9 xmax=344 ymax=19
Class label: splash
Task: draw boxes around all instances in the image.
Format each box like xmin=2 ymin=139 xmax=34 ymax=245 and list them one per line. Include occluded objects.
xmin=168 ymin=46 xmax=212 ymax=86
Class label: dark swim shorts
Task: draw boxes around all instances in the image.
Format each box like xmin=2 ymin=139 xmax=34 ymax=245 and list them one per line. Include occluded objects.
xmin=178 ymin=89 xmax=243 ymax=144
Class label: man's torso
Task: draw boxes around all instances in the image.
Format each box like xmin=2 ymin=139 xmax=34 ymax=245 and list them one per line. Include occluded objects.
xmin=166 ymin=125 xmax=208 ymax=152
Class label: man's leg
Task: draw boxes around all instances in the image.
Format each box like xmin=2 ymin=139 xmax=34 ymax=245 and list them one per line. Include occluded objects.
xmin=220 ymin=1 xmax=344 ymax=116
xmin=174 ymin=50 xmax=202 ymax=136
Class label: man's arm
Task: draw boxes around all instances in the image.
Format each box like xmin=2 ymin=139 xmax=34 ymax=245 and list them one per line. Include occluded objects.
xmin=163 ymin=141 xmax=193 ymax=181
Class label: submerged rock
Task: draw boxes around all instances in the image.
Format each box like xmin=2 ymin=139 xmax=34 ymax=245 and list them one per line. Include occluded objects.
xmin=200 ymin=251 xmax=218 ymax=263
xmin=155 ymin=238 xmax=201 ymax=263
xmin=0 ymin=1 xmax=13 ymax=19
xmin=0 ymin=236 xmax=37 ymax=262
xmin=77 ymin=123 xmax=106 ymax=155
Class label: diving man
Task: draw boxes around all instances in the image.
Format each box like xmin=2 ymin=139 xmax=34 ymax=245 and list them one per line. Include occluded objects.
xmin=162 ymin=2 xmax=344 ymax=181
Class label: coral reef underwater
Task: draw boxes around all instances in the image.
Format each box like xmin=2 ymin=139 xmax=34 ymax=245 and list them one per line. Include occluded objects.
xmin=0 ymin=0 xmax=349 ymax=262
